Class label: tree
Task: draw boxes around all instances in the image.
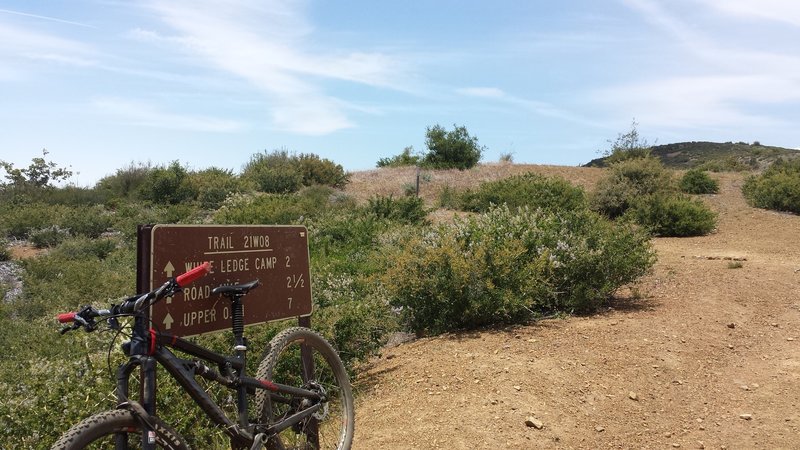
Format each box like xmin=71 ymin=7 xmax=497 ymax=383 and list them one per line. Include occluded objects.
xmin=602 ymin=119 xmax=652 ymax=165
xmin=0 ymin=149 xmax=72 ymax=188
xmin=422 ymin=124 xmax=484 ymax=170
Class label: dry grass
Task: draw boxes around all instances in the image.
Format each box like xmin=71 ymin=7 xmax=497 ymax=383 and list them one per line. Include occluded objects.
xmin=344 ymin=163 xmax=607 ymax=208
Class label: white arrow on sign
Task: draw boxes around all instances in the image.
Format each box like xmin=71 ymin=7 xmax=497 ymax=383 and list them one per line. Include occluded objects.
xmin=163 ymin=313 xmax=174 ymax=330
xmin=164 ymin=261 xmax=175 ymax=277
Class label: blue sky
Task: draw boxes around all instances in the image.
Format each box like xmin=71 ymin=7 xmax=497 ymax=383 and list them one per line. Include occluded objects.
xmin=2 ymin=0 xmax=799 ymax=186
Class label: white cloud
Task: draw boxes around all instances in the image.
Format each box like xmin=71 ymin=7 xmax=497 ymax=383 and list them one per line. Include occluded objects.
xmin=0 ymin=8 xmax=95 ymax=29
xmin=456 ymin=87 xmax=507 ymax=99
xmin=605 ymin=0 xmax=800 ymax=132
xmin=140 ymin=0 xmax=411 ymax=135
xmin=0 ymin=22 xmax=97 ymax=66
xmin=694 ymin=0 xmax=800 ymax=27
xmin=92 ymin=97 xmax=244 ymax=132
xmin=594 ymin=75 xmax=795 ymax=129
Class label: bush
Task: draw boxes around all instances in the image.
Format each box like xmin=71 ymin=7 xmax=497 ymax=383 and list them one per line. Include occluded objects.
xmin=594 ymin=120 xmax=652 ymax=167
xmin=186 ymin=167 xmax=242 ymax=209
xmin=213 ymin=186 xmax=342 ymax=225
xmin=437 ymin=185 xmax=462 ymax=209
xmin=242 ymin=150 xmax=348 ymax=194
xmin=460 ymin=173 xmax=586 ymax=213
xmin=0 ymin=238 xmax=9 ymax=261
xmin=366 ymin=195 xmax=427 ymax=225
xmin=697 ymin=156 xmax=754 ymax=172
xmin=680 ymin=169 xmax=719 ymax=194
xmin=591 ymin=157 xmax=675 ymax=218
xmin=95 ymin=162 xmax=153 ymax=199
xmin=296 ymin=153 xmax=349 ymax=188
xmin=61 ymin=205 xmax=113 ymax=238
xmin=29 ymin=225 xmax=70 ymax=248
xmin=138 ymin=161 xmax=197 ymax=205
xmin=628 ymin=194 xmax=717 ymax=236
xmin=0 ymin=203 xmax=61 ymax=238
xmin=381 ymin=206 xmax=656 ymax=334
xmin=422 ymin=124 xmax=483 ymax=170
xmin=53 ymin=236 xmax=118 ymax=260
xmin=742 ymin=159 xmax=800 ymax=214
xmin=377 ymin=146 xmax=421 ymax=168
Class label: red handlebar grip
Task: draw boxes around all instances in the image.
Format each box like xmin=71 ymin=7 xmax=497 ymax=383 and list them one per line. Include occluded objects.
xmin=57 ymin=312 xmax=76 ymax=323
xmin=175 ymin=262 xmax=211 ymax=287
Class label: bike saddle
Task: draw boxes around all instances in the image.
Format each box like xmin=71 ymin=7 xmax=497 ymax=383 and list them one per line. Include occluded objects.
xmin=211 ymin=280 xmax=261 ymax=297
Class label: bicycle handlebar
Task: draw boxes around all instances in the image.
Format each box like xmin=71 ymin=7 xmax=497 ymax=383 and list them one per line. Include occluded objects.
xmin=56 ymin=262 xmax=211 ymax=329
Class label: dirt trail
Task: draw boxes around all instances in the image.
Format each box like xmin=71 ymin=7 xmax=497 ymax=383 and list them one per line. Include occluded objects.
xmin=352 ymin=171 xmax=800 ymax=449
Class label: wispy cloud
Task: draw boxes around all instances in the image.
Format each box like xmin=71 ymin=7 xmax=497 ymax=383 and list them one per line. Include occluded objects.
xmin=694 ymin=0 xmax=800 ymax=27
xmin=92 ymin=97 xmax=244 ymax=132
xmin=0 ymin=8 xmax=95 ymax=28
xmin=0 ymin=21 xmax=97 ymax=66
xmin=604 ymin=0 xmax=800 ymax=131
xmin=138 ymin=0 xmax=412 ymax=135
xmin=456 ymin=86 xmax=601 ymax=127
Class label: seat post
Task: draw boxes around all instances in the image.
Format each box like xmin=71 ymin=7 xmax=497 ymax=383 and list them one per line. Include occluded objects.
xmin=230 ymin=295 xmax=246 ymax=355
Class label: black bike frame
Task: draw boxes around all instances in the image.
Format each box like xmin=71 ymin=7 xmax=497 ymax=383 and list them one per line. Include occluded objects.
xmin=116 ymin=318 xmax=322 ymax=449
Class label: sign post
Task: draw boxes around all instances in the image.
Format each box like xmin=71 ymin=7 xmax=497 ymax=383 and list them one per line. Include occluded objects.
xmin=146 ymin=225 xmax=312 ymax=337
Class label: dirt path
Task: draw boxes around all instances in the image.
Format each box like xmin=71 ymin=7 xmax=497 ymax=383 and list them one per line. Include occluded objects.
xmin=352 ymin=172 xmax=800 ymax=449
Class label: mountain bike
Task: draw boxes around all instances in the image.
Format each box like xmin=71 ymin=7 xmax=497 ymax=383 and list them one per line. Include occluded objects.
xmin=51 ymin=262 xmax=354 ymax=449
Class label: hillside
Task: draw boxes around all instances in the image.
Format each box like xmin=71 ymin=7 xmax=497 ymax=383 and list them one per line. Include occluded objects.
xmin=354 ymin=168 xmax=800 ymax=449
xmin=584 ymin=141 xmax=800 ymax=170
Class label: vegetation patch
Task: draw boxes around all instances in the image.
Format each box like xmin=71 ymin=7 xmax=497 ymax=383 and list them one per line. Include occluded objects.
xmin=628 ymin=194 xmax=717 ymax=237
xmin=742 ymin=158 xmax=800 ymax=214
xmin=381 ymin=205 xmax=656 ymax=334
xmin=680 ymin=169 xmax=719 ymax=194
xmin=459 ymin=173 xmax=586 ymax=213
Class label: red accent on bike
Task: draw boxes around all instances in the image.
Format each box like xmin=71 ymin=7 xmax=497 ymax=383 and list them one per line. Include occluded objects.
xmin=57 ymin=312 xmax=76 ymax=323
xmin=149 ymin=328 xmax=157 ymax=355
xmin=175 ymin=261 xmax=211 ymax=287
xmin=259 ymin=380 xmax=279 ymax=392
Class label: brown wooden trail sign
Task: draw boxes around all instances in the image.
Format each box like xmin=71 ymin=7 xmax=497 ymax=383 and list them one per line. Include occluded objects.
xmin=149 ymin=225 xmax=312 ymax=337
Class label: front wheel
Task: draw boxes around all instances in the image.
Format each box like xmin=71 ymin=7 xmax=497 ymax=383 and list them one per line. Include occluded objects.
xmin=255 ymin=327 xmax=354 ymax=450
xmin=51 ymin=409 xmax=190 ymax=449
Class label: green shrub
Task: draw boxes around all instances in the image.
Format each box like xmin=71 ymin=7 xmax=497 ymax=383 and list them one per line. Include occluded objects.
xmin=697 ymin=156 xmax=754 ymax=172
xmin=742 ymin=159 xmax=800 ymax=214
xmin=591 ymin=157 xmax=675 ymax=218
xmin=27 ymin=186 xmax=109 ymax=206
xmin=138 ymin=161 xmax=197 ymax=204
xmin=53 ymin=236 xmax=118 ymax=260
xmin=598 ymin=120 xmax=652 ymax=166
xmin=60 ymin=205 xmax=113 ymax=238
xmin=377 ymin=146 xmax=421 ymax=168
xmin=29 ymin=225 xmax=70 ymax=248
xmin=437 ymin=185 xmax=462 ymax=209
xmin=680 ymin=169 xmax=719 ymax=194
xmin=0 ymin=238 xmax=9 ymax=261
xmin=296 ymin=153 xmax=349 ymax=188
xmin=242 ymin=150 xmax=348 ymax=194
xmin=460 ymin=173 xmax=586 ymax=213
xmin=628 ymin=194 xmax=717 ymax=236
xmin=242 ymin=150 xmax=303 ymax=193
xmin=186 ymin=167 xmax=242 ymax=209
xmin=366 ymin=195 xmax=427 ymax=225
xmin=422 ymin=124 xmax=483 ymax=170
xmin=214 ymin=186 xmax=340 ymax=225
xmin=95 ymin=162 xmax=153 ymax=199
xmin=0 ymin=203 xmax=62 ymax=238
xmin=382 ymin=205 xmax=656 ymax=334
